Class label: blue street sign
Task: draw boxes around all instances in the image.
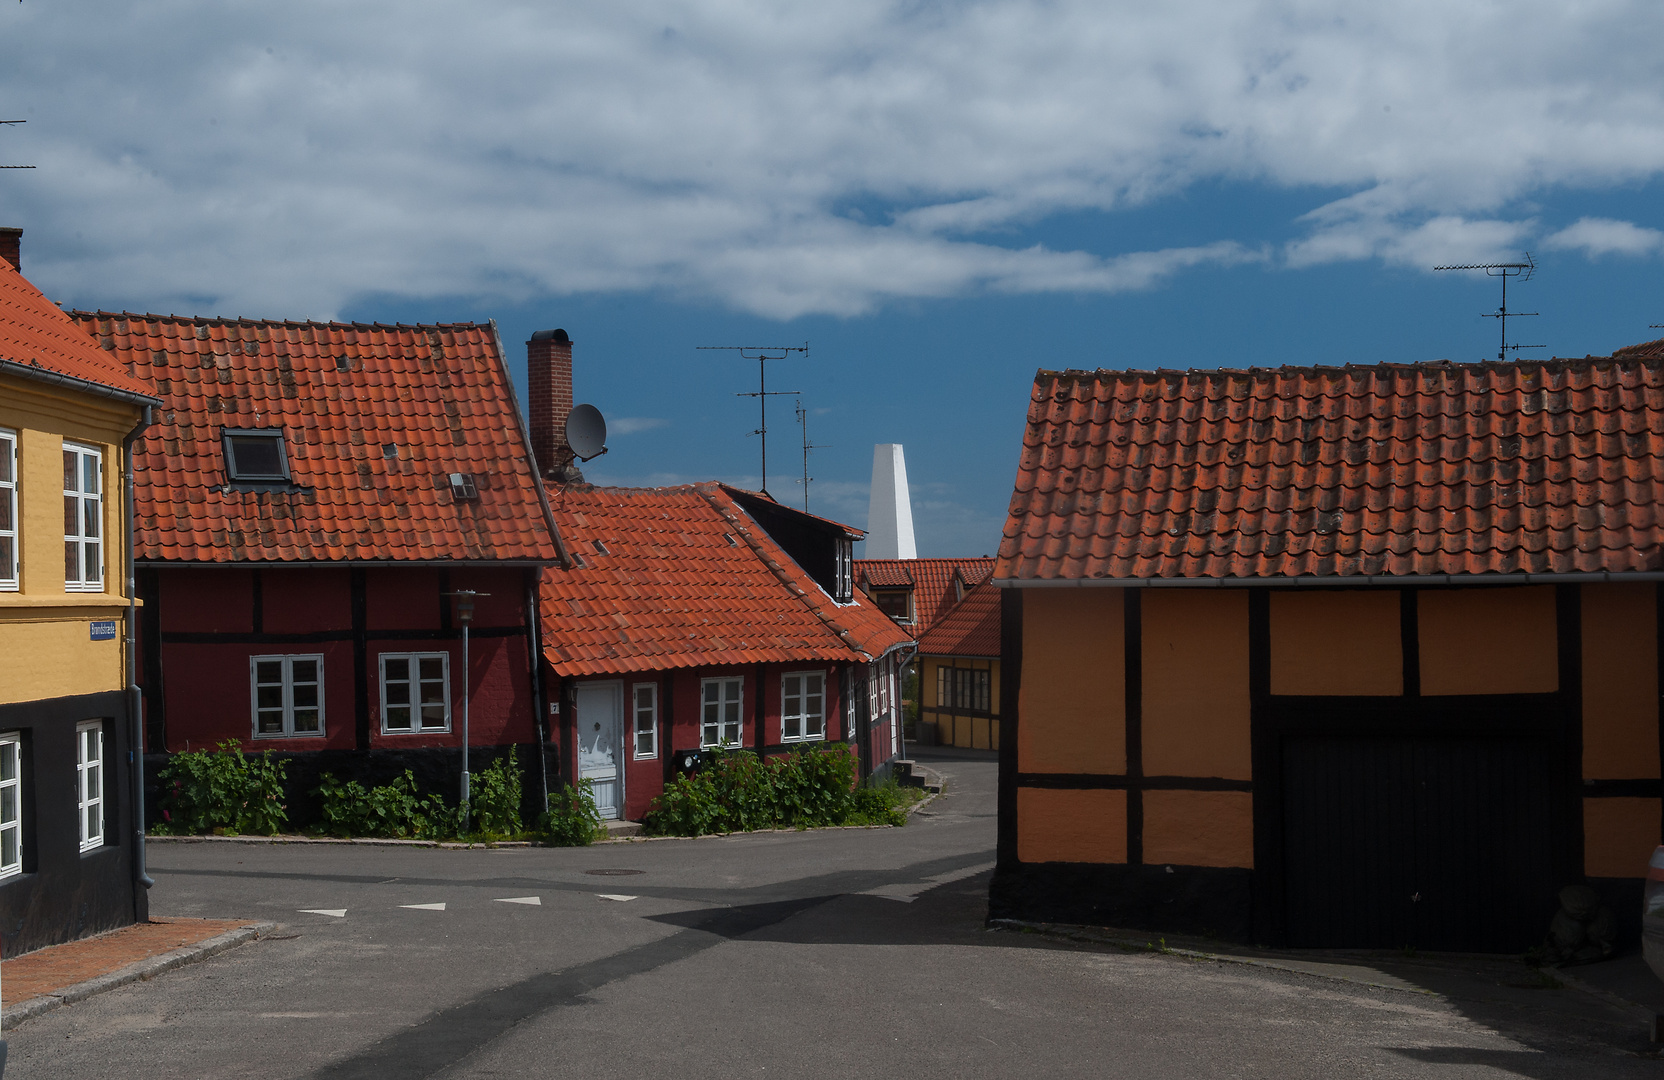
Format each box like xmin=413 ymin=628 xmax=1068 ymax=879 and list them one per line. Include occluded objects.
xmin=90 ymin=620 xmax=117 ymax=641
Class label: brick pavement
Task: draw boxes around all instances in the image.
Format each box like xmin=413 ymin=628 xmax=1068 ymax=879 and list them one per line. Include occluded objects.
xmin=4 ymin=917 xmax=256 ymax=1007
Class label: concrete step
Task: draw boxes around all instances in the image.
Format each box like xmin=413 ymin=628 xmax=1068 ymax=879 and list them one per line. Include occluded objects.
xmin=602 ymin=819 xmax=644 ymax=839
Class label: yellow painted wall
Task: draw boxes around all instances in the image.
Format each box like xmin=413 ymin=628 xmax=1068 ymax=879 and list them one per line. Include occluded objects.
xmin=1270 ymin=590 xmax=1402 ymax=696
xmin=0 ymin=373 xmax=141 ymax=706
xmin=1584 ymin=797 xmax=1661 ymax=878
xmin=1141 ymin=590 xmax=1252 ymax=780
xmin=1141 ymin=790 xmax=1255 ymax=868
xmin=1017 ymin=787 xmax=1126 ymax=863
xmin=1419 ymin=586 xmax=1558 ymax=695
xmin=1582 ymin=583 xmax=1659 ymax=780
xmin=923 ymin=654 xmax=1001 ymax=749
xmin=1019 ymin=589 xmax=1124 ymax=773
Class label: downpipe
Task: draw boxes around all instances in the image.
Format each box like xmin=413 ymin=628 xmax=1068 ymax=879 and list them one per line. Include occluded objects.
xmin=126 ymin=406 xmax=154 ymax=890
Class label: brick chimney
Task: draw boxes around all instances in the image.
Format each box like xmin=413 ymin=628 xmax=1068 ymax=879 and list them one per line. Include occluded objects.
xmin=527 ymin=328 xmax=575 ymax=480
xmin=0 ymin=228 xmax=20 ymax=273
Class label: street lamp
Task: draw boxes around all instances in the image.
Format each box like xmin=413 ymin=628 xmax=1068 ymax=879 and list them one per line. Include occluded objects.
xmin=445 ymin=590 xmax=488 ymax=833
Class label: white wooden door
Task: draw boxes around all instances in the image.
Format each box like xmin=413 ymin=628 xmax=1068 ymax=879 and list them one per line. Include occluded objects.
xmin=576 ymin=681 xmax=624 ymax=820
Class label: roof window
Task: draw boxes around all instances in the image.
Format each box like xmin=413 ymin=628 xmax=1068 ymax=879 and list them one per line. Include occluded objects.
xmin=223 ymin=429 xmax=291 ymax=482
xmin=448 ymin=472 xmax=479 ymax=501
xmin=593 ymin=540 xmax=610 ymax=556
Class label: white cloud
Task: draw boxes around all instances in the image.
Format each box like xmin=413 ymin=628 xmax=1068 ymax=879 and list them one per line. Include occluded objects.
xmin=3 ymin=2 xmax=1664 ymax=317
xmin=607 ymin=417 xmax=669 ymax=436
xmin=1544 ymin=217 xmax=1664 ymax=258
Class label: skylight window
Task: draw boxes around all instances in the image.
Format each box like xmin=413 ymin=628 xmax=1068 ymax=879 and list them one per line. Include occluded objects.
xmin=222 ymin=429 xmax=291 ymax=482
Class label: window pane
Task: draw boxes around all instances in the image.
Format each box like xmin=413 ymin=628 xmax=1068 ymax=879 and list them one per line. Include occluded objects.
xmin=292 ymin=709 xmax=320 ymax=733
xmin=86 ymin=805 xmax=99 ymax=841
xmin=291 ymin=660 xmax=317 ymax=683
xmin=63 ymin=450 xmax=76 ymax=491
xmin=227 ymin=436 xmax=284 ymax=478
xmin=419 ymin=704 xmax=446 ymax=729
xmin=704 ymin=682 xmax=719 ymax=705
xmin=85 ymin=543 xmax=101 ymax=583
xmin=257 ymin=710 xmax=284 ymax=735
xmin=83 ymin=727 xmax=98 ymax=762
xmin=87 ymin=763 xmax=100 ymax=795
xmin=419 ymin=657 xmax=444 ymax=681
xmin=0 ymin=441 xmax=10 ymax=484
xmin=0 ymin=786 xmax=14 ymax=824
xmin=1 ymin=826 xmax=15 ymax=868
xmin=84 ymin=499 xmax=100 ymax=538
xmin=784 ymin=714 xmax=800 ymax=740
xmin=0 ymin=495 xmax=11 ymax=530
xmin=0 ymin=744 xmax=14 ymax=782
xmin=256 ymin=660 xmax=283 ymax=684
xmin=256 ymin=685 xmax=285 ymax=710
xmin=384 ymin=657 xmax=408 ymax=682
xmin=385 ymin=705 xmax=412 ymax=729
xmin=385 ymin=681 xmax=410 ymax=706
xmin=84 ymin=455 xmax=99 ymax=495
xmin=65 ymin=495 xmax=78 ymax=535
xmin=419 ymin=681 xmax=445 ymax=706
xmin=292 ymin=684 xmax=318 ymax=709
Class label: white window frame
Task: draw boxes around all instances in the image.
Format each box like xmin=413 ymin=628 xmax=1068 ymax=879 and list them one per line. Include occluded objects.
xmin=379 ymin=652 xmax=451 ymax=734
xmin=0 ymin=732 xmax=21 ymax=878
xmin=76 ymin=720 xmax=103 ymax=853
xmin=63 ymin=442 xmax=103 ymax=593
xmin=781 ymin=671 xmax=826 ymax=743
xmin=0 ymin=429 xmax=16 ymax=591
xmin=250 ymin=654 xmax=326 ymax=738
xmin=700 ymin=676 xmax=743 ymax=749
xmin=834 ymin=539 xmax=853 ymax=602
xmin=632 ymin=682 xmax=658 ymax=759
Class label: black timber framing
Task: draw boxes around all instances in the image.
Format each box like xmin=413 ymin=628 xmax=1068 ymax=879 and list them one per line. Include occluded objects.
xmin=1124 ymin=588 xmax=1142 ymax=866
xmin=137 ymin=568 xmax=166 ymax=752
xmin=995 ymin=585 xmax=1021 ymax=874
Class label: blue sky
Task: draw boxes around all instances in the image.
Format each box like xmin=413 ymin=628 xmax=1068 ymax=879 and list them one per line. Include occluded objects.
xmin=4 ymin=3 xmax=1664 ymax=555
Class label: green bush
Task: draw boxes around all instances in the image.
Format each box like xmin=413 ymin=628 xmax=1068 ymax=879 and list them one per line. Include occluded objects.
xmin=538 ymin=779 xmax=603 ymax=846
xmin=313 ymin=770 xmax=457 ymax=840
xmin=642 ymin=743 xmax=911 ymax=837
xmin=469 ymin=748 xmax=524 ymax=840
xmin=155 ymin=741 xmax=289 ymax=836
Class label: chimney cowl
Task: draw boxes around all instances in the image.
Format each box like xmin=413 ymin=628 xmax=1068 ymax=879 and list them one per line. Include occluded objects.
xmin=530 ymin=328 xmax=570 ymax=344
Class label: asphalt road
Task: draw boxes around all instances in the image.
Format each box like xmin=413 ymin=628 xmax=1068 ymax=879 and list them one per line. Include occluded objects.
xmin=10 ymin=752 xmax=1659 ymax=1078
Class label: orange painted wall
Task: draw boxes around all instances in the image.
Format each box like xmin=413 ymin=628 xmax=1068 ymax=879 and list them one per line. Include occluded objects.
xmin=1141 ymin=590 xmax=1251 ymax=780
xmin=1418 ymin=586 xmax=1558 ymax=695
xmin=1141 ymin=790 xmax=1255 ymax=868
xmin=1269 ymin=590 xmax=1402 ymax=696
xmin=1582 ymin=583 xmax=1660 ymax=780
xmin=1584 ymin=797 xmax=1662 ymax=878
xmin=1017 ymin=788 xmax=1127 ymax=863
xmin=1018 ymin=589 xmax=1124 ymax=774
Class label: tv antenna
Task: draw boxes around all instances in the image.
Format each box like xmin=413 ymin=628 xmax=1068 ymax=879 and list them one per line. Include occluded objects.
xmin=794 ymin=398 xmax=829 ymax=512
xmin=1 ymin=120 xmax=33 ymax=170
xmin=696 ymin=343 xmax=807 ymax=495
xmin=1434 ymin=253 xmax=1542 ymax=361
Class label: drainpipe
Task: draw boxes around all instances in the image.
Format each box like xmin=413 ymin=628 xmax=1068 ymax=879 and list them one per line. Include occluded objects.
xmin=525 ymin=574 xmax=550 ymax=811
xmin=125 ymin=406 xmax=155 ymax=890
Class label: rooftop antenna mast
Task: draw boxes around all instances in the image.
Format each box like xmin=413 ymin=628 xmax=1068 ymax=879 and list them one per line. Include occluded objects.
xmin=1434 ymin=253 xmax=1542 ymax=361
xmin=1 ymin=120 xmax=33 ymax=170
xmin=696 ymin=342 xmax=807 ymax=495
xmin=794 ymin=398 xmax=829 ymax=512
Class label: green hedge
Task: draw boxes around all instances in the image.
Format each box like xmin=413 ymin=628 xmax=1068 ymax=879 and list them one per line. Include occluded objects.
xmin=642 ymin=744 xmax=909 ymax=837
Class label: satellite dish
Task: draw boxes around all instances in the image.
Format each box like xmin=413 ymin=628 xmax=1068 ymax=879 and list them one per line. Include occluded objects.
xmin=565 ymin=404 xmax=608 ymax=461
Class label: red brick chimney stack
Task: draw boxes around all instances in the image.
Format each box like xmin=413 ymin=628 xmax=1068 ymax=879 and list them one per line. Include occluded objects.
xmin=0 ymin=228 xmax=20 ymax=273
xmin=527 ymin=328 xmax=573 ymax=479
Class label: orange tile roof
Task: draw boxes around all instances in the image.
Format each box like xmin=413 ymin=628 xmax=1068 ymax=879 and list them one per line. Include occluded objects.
xmin=1614 ymin=337 xmax=1664 ymax=361
xmin=856 ymin=557 xmax=996 ymax=635
xmin=0 ymin=262 xmax=155 ymax=400
xmin=997 ymin=357 xmax=1664 ymax=582
xmin=917 ymin=581 xmax=1001 ymax=658
xmin=71 ymin=312 xmax=562 ymax=564
xmin=541 ymin=483 xmax=912 ymax=677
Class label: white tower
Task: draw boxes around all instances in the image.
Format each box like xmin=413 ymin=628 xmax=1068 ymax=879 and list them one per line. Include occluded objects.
xmin=865 ymin=444 xmax=917 ymax=559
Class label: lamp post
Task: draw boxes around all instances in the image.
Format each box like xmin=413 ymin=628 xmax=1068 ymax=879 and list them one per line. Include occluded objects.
xmin=445 ymin=590 xmax=488 ymax=833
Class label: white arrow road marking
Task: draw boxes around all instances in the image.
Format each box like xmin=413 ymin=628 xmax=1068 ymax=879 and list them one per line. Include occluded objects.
xmin=400 ymin=903 xmax=447 ymax=911
xmin=299 ymin=909 xmax=347 ymax=918
xmin=494 ymin=896 xmax=542 ymax=906
xmin=596 ymin=894 xmax=637 ymax=902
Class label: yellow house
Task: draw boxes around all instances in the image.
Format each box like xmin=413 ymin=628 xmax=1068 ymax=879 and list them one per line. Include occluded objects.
xmin=0 ymin=228 xmax=158 ymax=954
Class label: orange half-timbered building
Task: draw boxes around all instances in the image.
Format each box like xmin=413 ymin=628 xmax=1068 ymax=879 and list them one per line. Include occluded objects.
xmin=992 ymin=354 xmax=1664 ymax=952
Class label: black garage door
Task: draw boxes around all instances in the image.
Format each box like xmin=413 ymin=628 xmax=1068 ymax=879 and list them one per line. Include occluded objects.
xmin=1282 ymin=735 xmax=1569 ymax=952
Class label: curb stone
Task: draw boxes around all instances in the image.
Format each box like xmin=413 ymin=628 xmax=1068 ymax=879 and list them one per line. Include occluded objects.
xmin=146 ymin=835 xmax=533 ymax=849
xmin=2 ymin=921 xmax=276 ymax=1031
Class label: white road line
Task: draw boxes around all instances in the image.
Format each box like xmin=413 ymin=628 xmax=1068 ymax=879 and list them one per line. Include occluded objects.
xmin=596 ymin=894 xmax=637 ymax=902
xmin=299 ymin=909 xmax=347 ymax=917
xmin=494 ymin=896 xmax=542 ymax=906
xmin=400 ymin=902 xmax=447 ymax=911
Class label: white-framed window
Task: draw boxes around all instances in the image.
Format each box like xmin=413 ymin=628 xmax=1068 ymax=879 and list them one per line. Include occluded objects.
xmin=937 ymin=665 xmax=992 ymax=713
xmin=76 ymin=720 xmax=103 ymax=852
xmin=251 ymin=655 xmax=325 ymax=738
xmin=632 ymin=682 xmax=658 ymax=759
xmin=782 ymin=671 xmax=826 ymax=742
xmin=63 ymin=443 xmax=103 ymax=592
xmin=834 ymin=539 xmax=853 ymax=602
xmin=0 ymin=732 xmax=21 ymax=878
xmin=380 ymin=652 xmax=450 ymax=733
xmin=0 ymin=429 xmax=16 ymax=591
xmin=701 ymin=676 xmax=743 ymax=749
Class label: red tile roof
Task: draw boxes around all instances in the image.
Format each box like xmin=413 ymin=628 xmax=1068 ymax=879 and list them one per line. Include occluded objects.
xmin=997 ymin=358 xmax=1664 ymax=582
xmin=917 ymin=581 xmax=1001 ymax=658
xmin=541 ymin=483 xmax=911 ymax=677
xmin=71 ymin=312 xmax=562 ymax=564
xmin=1614 ymin=337 xmax=1664 ymax=361
xmin=856 ymin=557 xmax=996 ymax=634
xmin=0 ymin=262 xmax=155 ymax=400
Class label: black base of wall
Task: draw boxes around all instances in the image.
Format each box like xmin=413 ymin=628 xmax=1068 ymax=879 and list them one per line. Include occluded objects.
xmin=990 ymin=862 xmax=1255 ymax=943
xmin=144 ymin=744 xmax=557 ymax=833
xmin=1584 ymin=877 xmax=1645 ymax=955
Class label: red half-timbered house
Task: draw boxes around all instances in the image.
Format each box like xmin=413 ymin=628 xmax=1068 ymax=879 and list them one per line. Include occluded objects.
xmin=71 ymin=312 xmax=565 ymax=823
